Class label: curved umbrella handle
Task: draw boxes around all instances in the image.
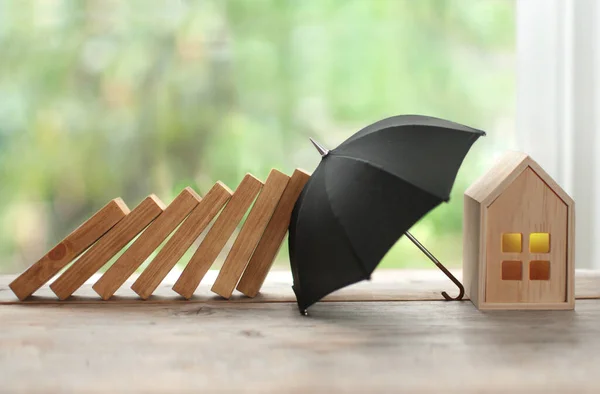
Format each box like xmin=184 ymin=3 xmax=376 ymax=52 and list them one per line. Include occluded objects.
xmin=404 ymin=232 xmax=465 ymax=301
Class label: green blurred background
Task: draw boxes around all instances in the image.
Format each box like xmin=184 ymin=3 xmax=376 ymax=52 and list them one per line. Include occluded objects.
xmin=0 ymin=0 xmax=516 ymax=274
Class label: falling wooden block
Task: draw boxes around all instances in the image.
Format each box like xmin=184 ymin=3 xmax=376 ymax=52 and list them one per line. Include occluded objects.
xmin=92 ymin=187 xmax=203 ymax=300
xmin=8 ymin=199 xmax=130 ymax=300
xmin=50 ymin=195 xmax=165 ymax=300
xmin=172 ymin=174 xmax=264 ymax=299
xmin=211 ymin=169 xmax=290 ymax=299
xmin=237 ymin=169 xmax=311 ymax=297
xmin=130 ymin=183 xmax=233 ymax=300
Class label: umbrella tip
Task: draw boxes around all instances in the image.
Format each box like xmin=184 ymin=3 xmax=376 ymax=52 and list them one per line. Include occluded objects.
xmin=309 ymin=137 xmax=330 ymax=158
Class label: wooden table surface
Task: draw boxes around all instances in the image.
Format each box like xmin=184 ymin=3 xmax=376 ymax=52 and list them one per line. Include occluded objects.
xmin=1 ymin=269 xmax=600 ymax=393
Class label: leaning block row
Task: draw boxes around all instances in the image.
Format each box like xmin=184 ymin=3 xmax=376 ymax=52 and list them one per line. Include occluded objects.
xmin=9 ymin=169 xmax=311 ymax=301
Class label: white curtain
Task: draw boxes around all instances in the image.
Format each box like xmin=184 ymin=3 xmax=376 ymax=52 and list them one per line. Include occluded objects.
xmin=517 ymin=0 xmax=600 ymax=268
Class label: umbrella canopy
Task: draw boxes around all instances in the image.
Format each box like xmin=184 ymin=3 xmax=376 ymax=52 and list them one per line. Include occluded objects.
xmin=289 ymin=115 xmax=486 ymax=314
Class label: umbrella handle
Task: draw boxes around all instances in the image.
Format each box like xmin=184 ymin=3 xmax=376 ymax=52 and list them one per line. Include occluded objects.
xmin=404 ymin=232 xmax=465 ymax=301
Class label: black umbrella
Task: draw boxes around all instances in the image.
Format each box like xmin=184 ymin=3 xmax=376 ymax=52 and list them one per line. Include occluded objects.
xmin=289 ymin=115 xmax=486 ymax=314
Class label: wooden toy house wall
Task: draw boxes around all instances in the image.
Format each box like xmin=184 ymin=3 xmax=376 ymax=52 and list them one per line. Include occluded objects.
xmin=463 ymin=151 xmax=575 ymax=310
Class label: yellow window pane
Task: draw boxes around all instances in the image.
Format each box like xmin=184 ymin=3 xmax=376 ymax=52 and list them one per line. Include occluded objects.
xmin=530 ymin=233 xmax=550 ymax=253
xmin=502 ymin=233 xmax=522 ymax=253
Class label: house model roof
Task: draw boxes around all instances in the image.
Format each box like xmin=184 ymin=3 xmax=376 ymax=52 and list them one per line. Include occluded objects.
xmin=465 ymin=151 xmax=574 ymax=207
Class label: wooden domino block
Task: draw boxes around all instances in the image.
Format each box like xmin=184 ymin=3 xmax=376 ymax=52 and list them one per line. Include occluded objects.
xmin=50 ymin=195 xmax=165 ymax=300
xmin=130 ymin=183 xmax=232 ymax=300
xmin=92 ymin=187 xmax=202 ymax=300
xmin=211 ymin=169 xmax=290 ymax=299
xmin=236 ymin=169 xmax=310 ymax=297
xmin=8 ymin=199 xmax=130 ymax=300
xmin=172 ymin=174 xmax=264 ymax=299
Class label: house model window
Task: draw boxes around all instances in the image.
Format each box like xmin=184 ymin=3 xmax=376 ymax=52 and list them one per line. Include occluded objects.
xmin=530 ymin=233 xmax=550 ymax=253
xmin=530 ymin=260 xmax=550 ymax=280
xmin=502 ymin=233 xmax=522 ymax=253
xmin=501 ymin=232 xmax=551 ymax=281
xmin=501 ymin=260 xmax=522 ymax=280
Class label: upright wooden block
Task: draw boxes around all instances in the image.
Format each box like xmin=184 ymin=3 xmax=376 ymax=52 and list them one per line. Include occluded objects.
xmin=8 ymin=199 xmax=130 ymax=300
xmin=172 ymin=174 xmax=263 ymax=299
xmin=50 ymin=195 xmax=165 ymax=300
xmin=237 ymin=169 xmax=310 ymax=297
xmin=211 ymin=169 xmax=290 ymax=299
xmin=92 ymin=187 xmax=203 ymax=300
xmin=130 ymin=183 xmax=233 ymax=300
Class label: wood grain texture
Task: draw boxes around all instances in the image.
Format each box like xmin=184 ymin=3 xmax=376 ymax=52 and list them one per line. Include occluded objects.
xmin=465 ymin=151 xmax=528 ymax=204
xmin=567 ymin=201 xmax=576 ymax=308
xmin=8 ymin=198 xmax=130 ymax=300
xmin=50 ymin=196 xmax=164 ymax=300
xmin=2 ymin=299 xmax=600 ymax=393
xmin=130 ymin=183 xmax=232 ymax=300
xmin=467 ymin=151 xmax=574 ymax=208
xmin=92 ymin=187 xmax=202 ymax=300
xmin=172 ymin=174 xmax=264 ymax=299
xmin=485 ymin=168 xmax=569 ymax=306
xmin=478 ymin=302 xmax=575 ymax=311
xmin=212 ymin=169 xmax=290 ymax=299
xmin=1 ymin=270 xmax=599 ymax=305
xmin=463 ymin=152 xmax=575 ymax=311
xmin=523 ymin=154 xmax=575 ymax=206
xmin=236 ymin=169 xmax=309 ymax=297
xmin=462 ymin=194 xmax=481 ymax=307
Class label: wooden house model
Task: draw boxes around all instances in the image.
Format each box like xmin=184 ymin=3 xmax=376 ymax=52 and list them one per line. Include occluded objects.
xmin=463 ymin=151 xmax=575 ymax=310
